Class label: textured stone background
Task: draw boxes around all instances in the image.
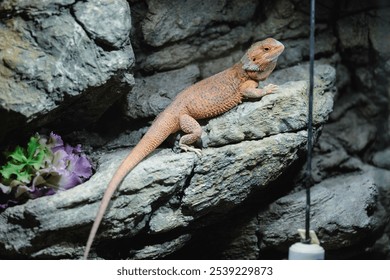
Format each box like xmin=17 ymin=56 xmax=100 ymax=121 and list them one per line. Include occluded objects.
xmin=0 ymin=0 xmax=389 ymax=259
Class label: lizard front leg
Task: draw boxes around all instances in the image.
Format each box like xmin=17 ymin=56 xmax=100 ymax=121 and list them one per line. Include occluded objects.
xmin=179 ymin=114 xmax=202 ymax=156
xmin=240 ymin=80 xmax=278 ymax=99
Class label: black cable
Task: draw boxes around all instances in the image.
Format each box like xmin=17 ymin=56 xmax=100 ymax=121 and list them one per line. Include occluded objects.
xmin=304 ymin=0 xmax=316 ymax=244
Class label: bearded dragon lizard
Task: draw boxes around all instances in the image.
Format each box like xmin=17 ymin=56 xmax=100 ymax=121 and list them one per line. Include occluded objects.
xmin=83 ymin=38 xmax=284 ymax=259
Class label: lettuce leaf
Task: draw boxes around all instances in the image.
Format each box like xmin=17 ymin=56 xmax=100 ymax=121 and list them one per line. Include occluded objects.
xmin=0 ymin=132 xmax=93 ymax=211
xmin=0 ymin=136 xmax=47 ymax=183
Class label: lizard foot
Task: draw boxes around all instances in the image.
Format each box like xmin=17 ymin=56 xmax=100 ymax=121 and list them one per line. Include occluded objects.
xmin=180 ymin=144 xmax=202 ymax=156
xmin=263 ymin=84 xmax=279 ymax=94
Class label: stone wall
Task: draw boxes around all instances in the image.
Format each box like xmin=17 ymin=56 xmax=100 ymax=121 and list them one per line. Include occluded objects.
xmin=0 ymin=0 xmax=389 ymax=259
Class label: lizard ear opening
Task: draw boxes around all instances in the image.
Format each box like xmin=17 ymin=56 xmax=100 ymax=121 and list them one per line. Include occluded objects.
xmin=241 ymin=54 xmax=260 ymax=72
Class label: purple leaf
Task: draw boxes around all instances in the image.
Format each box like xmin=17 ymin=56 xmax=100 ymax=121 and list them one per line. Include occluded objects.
xmin=1 ymin=132 xmax=93 ymax=211
xmin=47 ymin=132 xmax=65 ymax=153
xmin=66 ymin=154 xmax=93 ymax=179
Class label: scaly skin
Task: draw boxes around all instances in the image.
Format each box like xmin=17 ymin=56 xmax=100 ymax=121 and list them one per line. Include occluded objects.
xmin=83 ymin=38 xmax=284 ymax=259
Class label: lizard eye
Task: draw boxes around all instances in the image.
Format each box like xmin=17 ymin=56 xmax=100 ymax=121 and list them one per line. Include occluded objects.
xmin=264 ymin=47 xmax=270 ymax=51
xmin=252 ymin=58 xmax=256 ymax=62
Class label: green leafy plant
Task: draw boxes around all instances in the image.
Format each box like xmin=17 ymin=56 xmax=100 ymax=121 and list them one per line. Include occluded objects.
xmin=0 ymin=132 xmax=93 ymax=210
xmin=0 ymin=136 xmax=48 ymax=185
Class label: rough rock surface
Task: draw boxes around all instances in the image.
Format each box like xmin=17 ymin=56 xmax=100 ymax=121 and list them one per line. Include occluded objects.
xmin=258 ymin=172 xmax=387 ymax=258
xmin=0 ymin=64 xmax=335 ymax=259
xmin=1 ymin=0 xmax=390 ymax=260
xmin=124 ymin=65 xmax=200 ymax=119
xmin=141 ymin=0 xmax=258 ymax=48
xmin=185 ymin=166 xmax=390 ymax=260
xmin=0 ymin=0 xmax=134 ymax=142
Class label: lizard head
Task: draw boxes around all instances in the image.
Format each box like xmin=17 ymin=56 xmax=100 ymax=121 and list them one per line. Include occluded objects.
xmin=241 ymin=38 xmax=284 ymax=81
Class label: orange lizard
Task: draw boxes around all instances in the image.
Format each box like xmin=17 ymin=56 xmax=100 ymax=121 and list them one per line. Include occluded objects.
xmin=83 ymin=38 xmax=284 ymax=259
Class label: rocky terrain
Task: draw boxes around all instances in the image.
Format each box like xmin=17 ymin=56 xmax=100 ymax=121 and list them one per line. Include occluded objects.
xmin=0 ymin=0 xmax=389 ymax=259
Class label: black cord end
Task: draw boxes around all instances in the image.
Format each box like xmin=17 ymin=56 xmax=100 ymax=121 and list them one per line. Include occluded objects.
xmin=301 ymin=237 xmax=312 ymax=244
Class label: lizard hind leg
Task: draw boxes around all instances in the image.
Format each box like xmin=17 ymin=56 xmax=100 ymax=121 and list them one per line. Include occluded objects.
xmin=179 ymin=114 xmax=203 ymax=156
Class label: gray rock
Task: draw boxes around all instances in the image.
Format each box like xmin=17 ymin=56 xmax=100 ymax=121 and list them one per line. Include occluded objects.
xmin=0 ymin=0 xmax=76 ymax=13
xmin=149 ymin=207 xmax=193 ymax=233
xmin=267 ymin=62 xmax=336 ymax=90
xmin=131 ymin=234 xmax=192 ymax=259
xmin=136 ymin=0 xmax=337 ymax=73
xmin=0 ymin=0 xmax=134 ymax=140
xmin=0 ymin=149 xmax=196 ymax=259
xmin=139 ymin=26 xmax=337 ymax=73
xmin=217 ymin=217 xmax=260 ymax=260
xmin=372 ymin=148 xmax=390 ymax=170
xmin=368 ymin=8 xmax=390 ymax=58
xmin=141 ymin=0 xmax=258 ymax=47
xmin=251 ymin=0 xmax=331 ymax=42
xmin=329 ymin=91 xmax=366 ymax=121
xmin=337 ymin=14 xmax=369 ymax=50
xmin=199 ymin=50 xmax=243 ymax=78
xmin=366 ymin=234 xmax=390 ymax=259
xmin=124 ymin=65 xmax=200 ymax=119
xmin=363 ymin=166 xmax=390 ymax=209
xmin=0 ymin=63 xmax=335 ymax=259
xmin=325 ymin=110 xmax=377 ymax=153
xmin=183 ymin=163 xmax=390 ymax=260
xmin=73 ymin=0 xmax=132 ymax=49
xmin=139 ymin=25 xmax=251 ymax=72
xmin=276 ymin=31 xmax=337 ymax=68
xmin=367 ymin=167 xmax=390 ymax=259
xmin=139 ymin=43 xmax=198 ymax=72
xmin=335 ymin=64 xmax=351 ymax=91
xmin=188 ymin=214 xmax=261 ymax=260
xmin=258 ymin=172 xmax=387 ymax=255
xmin=181 ymin=132 xmax=308 ymax=216
xmin=135 ymin=0 xmax=263 ymax=72
xmin=311 ymin=131 xmax=351 ymax=182
xmin=355 ymin=67 xmax=374 ymax=90
xmin=105 ymin=127 xmax=149 ymax=150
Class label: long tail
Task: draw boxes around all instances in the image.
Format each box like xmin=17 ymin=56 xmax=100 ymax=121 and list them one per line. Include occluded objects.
xmin=83 ymin=112 xmax=178 ymax=259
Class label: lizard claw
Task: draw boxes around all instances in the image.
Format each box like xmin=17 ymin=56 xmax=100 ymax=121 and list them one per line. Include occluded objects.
xmin=179 ymin=144 xmax=202 ymax=156
xmin=263 ymin=84 xmax=279 ymax=94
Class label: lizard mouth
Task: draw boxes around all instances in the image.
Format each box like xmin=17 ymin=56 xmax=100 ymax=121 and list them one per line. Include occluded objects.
xmin=269 ymin=43 xmax=285 ymax=61
xmin=267 ymin=48 xmax=284 ymax=62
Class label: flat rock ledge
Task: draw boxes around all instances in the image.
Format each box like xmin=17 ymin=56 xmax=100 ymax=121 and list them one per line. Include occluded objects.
xmin=0 ymin=64 xmax=335 ymax=259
